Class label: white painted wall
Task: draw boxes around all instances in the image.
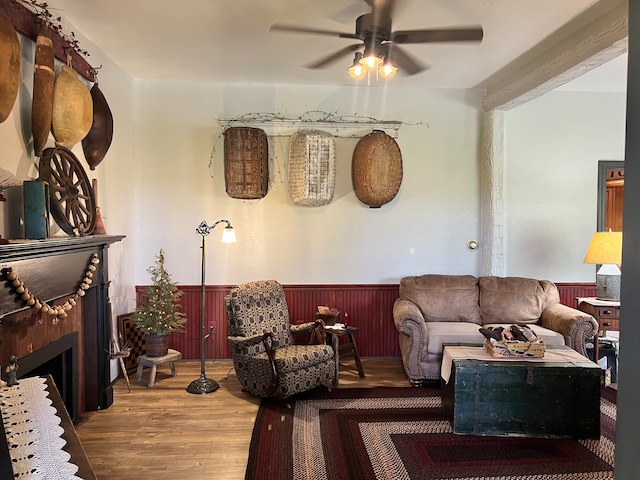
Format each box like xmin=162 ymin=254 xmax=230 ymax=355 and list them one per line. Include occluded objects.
xmin=505 ymin=91 xmax=627 ymax=282
xmin=131 ymin=82 xmax=482 ymax=288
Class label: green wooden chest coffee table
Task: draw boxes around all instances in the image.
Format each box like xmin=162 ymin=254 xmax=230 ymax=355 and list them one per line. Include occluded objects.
xmin=441 ymin=345 xmax=601 ymax=439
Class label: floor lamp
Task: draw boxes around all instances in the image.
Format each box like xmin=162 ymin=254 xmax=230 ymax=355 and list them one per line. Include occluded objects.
xmin=187 ymin=219 xmax=236 ymax=394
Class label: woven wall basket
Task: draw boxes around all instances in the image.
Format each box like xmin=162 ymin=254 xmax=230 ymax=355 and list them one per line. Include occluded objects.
xmin=52 ymin=65 xmax=93 ymax=148
xmin=224 ymin=127 xmax=269 ymax=199
xmin=352 ymin=130 xmax=403 ymax=208
xmin=288 ymin=129 xmax=336 ymax=207
xmin=0 ymin=8 xmax=21 ymax=124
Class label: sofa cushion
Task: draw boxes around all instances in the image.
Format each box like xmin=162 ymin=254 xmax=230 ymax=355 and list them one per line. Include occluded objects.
xmin=479 ymin=276 xmax=559 ymax=324
xmin=428 ymin=323 xmax=565 ymax=357
xmin=426 ymin=322 xmax=485 ymax=355
xmin=399 ymin=274 xmax=481 ymax=324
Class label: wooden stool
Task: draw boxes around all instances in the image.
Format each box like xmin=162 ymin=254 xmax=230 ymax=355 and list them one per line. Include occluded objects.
xmin=326 ymin=326 xmax=365 ymax=385
xmin=136 ymin=349 xmax=182 ymax=387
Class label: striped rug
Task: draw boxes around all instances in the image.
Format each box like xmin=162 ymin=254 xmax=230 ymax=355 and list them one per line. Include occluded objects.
xmin=245 ymin=386 xmax=616 ymax=480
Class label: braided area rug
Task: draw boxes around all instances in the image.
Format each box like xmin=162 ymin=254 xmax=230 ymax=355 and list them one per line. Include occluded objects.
xmin=245 ymin=386 xmax=616 ymax=480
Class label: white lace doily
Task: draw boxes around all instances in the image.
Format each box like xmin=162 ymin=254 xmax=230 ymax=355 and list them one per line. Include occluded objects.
xmin=0 ymin=376 xmax=83 ymax=479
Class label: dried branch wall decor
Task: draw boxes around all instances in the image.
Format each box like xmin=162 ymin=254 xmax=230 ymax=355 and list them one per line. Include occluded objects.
xmin=288 ymin=130 xmax=336 ymax=207
xmin=1 ymin=0 xmax=95 ymax=81
xmin=352 ymin=130 xmax=403 ymax=208
xmin=223 ymin=127 xmax=269 ymax=200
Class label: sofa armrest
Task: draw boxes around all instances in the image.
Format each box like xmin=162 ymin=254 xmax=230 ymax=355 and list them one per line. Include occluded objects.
xmin=393 ymin=298 xmax=432 ymax=383
xmin=540 ymin=303 xmax=598 ymax=356
xmin=393 ymin=298 xmax=427 ymax=334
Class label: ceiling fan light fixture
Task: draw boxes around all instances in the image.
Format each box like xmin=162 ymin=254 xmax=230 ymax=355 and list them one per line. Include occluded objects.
xmin=360 ymin=53 xmax=382 ymax=69
xmin=348 ymin=52 xmax=368 ymax=78
xmin=379 ymin=61 xmax=398 ymax=78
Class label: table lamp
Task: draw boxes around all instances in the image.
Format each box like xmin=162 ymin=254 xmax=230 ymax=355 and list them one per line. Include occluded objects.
xmin=583 ymin=231 xmax=622 ymax=301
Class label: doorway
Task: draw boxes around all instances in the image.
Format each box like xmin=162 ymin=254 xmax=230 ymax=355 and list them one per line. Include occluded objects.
xmin=597 ymin=160 xmax=624 ymax=232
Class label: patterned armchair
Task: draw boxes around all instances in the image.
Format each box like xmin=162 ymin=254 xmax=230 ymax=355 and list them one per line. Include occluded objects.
xmin=225 ymin=280 xmax=335 ymax=398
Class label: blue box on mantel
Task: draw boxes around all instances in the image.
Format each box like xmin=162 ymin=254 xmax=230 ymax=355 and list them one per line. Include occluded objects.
xmin=23 ymin=180 xmax=49 ymax=239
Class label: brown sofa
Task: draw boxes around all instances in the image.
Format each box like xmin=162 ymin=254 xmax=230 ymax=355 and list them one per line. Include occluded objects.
xmin=393 ymin=274 xmax=599 ymax=385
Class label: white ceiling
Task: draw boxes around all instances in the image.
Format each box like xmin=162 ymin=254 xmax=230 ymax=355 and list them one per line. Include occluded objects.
xmin=47 ymin=0 xmax=626 ymax=91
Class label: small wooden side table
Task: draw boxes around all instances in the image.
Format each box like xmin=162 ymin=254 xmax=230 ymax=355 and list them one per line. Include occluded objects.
xmin=136 ymin=349 xmax=182 ymax=387
xmin=576 ymin=297 xmax=620 ymax=362
xmin=325 ymin=326 xmax=365 ymax=385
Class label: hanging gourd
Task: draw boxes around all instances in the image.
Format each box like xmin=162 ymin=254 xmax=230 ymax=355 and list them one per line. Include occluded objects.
xmin=31 ymin=21 xmax=55 ymax=156
xmin=0 ymin=8 xmax=20 ymax=123
xmin=82 ymin=82 xmax=114 ymax=170
xmin=51 ymin=65 xmax=93 ymax=148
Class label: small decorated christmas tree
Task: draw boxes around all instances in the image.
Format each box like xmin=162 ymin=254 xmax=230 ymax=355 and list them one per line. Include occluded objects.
xmin=132 ymin=249 xmax=187 ymax=336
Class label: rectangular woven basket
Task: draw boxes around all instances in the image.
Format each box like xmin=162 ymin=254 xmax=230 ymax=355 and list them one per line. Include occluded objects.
xmin=288 ymin=129 xmax=335 ymax=207
xmin=224 ymin=127 xmax=269 ymax=199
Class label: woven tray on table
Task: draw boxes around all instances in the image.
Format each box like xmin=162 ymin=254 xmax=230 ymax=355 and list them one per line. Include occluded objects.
xmin=352 ymin=130 xmax=403 ymax=208
xmin=224 ymin=126 xmax=269 ymax=199
xmin=288 ymin=129 xmax=336 ymax=207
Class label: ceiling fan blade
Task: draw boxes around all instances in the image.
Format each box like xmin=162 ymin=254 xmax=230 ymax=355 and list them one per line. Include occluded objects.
xmin=270 ymin=23 xmax=359 ymax=40
xmin=305 ymin=44 xmax=362 ymax=69
xmin=384 ymin=44 xmax=428 ymax=76
xmin=392 ymin=26 xmax=483 ymax=44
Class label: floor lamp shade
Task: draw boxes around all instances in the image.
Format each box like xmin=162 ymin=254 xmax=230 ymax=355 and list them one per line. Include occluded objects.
xmin=583 ymin=231 xmax=622 ymax=301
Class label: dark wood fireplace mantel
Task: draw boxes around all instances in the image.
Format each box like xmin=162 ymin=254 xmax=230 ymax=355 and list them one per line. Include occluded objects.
xmin=0 ymin=235 xmax=124 ymax=416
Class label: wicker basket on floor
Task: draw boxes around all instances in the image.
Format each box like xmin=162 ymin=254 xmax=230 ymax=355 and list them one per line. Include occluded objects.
xmin=288 ymin=129 xmax=336 ymax=207
xmin=352 ymin=130 xmax=403 ymax=208
xmin=224 ymin=126 xmax=269 ymax=199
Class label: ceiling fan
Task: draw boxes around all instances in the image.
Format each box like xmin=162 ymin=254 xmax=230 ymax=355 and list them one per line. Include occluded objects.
xmin=270 ymin=0 xmax=483 ymax=79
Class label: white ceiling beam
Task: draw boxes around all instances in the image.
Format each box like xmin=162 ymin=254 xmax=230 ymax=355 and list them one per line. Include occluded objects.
xmin=479 ymin=0 xmax=628 ymax=111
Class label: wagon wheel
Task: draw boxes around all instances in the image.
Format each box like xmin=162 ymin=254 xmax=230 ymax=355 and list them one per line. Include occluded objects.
xmin=39 ymin=146 xmax=96 ymax=235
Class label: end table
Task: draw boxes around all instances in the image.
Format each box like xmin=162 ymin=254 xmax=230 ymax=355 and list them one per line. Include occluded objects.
xmin=325 ymin=325 xmax=365 ymax=385
xmin=576 ymin=297 xmax=620 ymax=362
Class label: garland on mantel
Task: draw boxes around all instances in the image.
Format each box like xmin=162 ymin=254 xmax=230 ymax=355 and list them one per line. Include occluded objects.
xmin=1 ymin=253 xmax=99 ymax=321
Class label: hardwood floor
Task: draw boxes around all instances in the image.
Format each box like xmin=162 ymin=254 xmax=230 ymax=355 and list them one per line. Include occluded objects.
xmin=76 ymin=357 xmax=411 ymax=480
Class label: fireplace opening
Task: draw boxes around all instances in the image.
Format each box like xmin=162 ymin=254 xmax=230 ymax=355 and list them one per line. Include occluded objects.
xmin=17 ymin=332 xmax=79 ymax=422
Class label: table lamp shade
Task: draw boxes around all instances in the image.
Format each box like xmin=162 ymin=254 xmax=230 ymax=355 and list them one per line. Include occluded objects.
xmin=583 ymin=231 xmax=622 ymax=301
xmin=583 ymin=232 xmax=622 ymax=265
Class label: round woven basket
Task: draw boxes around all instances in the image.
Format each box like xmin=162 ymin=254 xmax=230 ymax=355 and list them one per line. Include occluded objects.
xmin=352 ymin=130 xmax=403 ymax=208
xmin=288 ymin=129 xmax=336 ymax=207
xmin=0 ymin=9 xmax=21 ymax=123
xmin=52 ymin=65 xmax=93 ymax=148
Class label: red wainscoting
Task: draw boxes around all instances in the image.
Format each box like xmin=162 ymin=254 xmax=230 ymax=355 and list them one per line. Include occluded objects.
xmin=135 ymin=282 xmax=596 ymax=360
